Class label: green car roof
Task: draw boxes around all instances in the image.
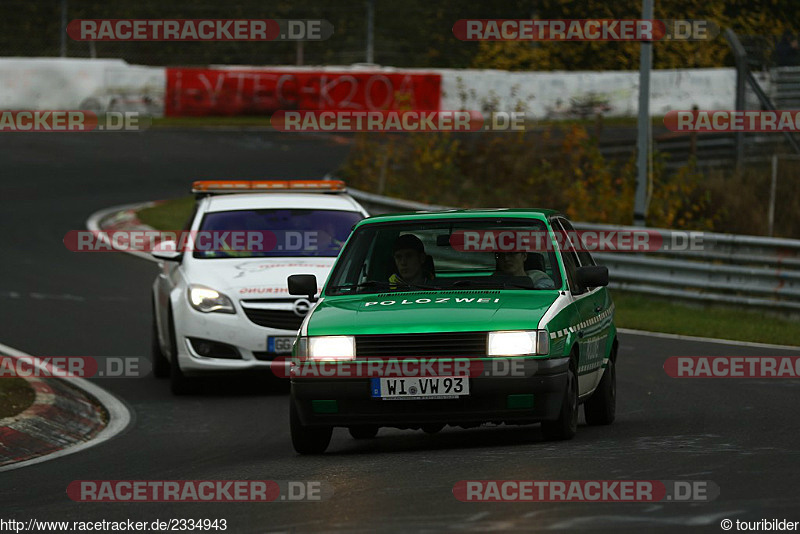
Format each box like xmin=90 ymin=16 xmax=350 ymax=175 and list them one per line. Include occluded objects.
xmin=356 ymin=208 xmax=563 ymax=227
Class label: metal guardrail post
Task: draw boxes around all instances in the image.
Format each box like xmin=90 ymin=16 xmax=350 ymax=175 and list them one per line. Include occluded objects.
xmin=634 ymin=0 xmax=653 ymax=227
xmin=769 ymin=154 xmax=778 ymax=237
xmin=724 ymin=28 xmax=747 ymax=172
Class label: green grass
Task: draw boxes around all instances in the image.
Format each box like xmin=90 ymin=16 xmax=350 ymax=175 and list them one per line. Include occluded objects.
xmin=0 ymin=377 xmax=36 ymax=419
xmin=134 ymin=200 xmax=799 ymax=346
xmin=612 ymin=291 xmax=799 ymax=346
xmin=137 ymin=196 xmax=195 ymax=230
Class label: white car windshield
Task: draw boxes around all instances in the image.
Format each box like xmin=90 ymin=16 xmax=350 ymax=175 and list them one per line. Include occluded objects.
xmin=192 ymin=208 xmax=363 ymax=259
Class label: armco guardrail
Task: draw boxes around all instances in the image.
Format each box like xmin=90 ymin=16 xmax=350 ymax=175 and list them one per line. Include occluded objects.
xmin=348 ymin=188 xmax=800 ymax=312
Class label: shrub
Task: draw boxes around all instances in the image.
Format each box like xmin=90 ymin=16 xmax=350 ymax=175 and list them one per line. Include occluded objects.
xmin=339 ymin=125 xmax=792 ymax=236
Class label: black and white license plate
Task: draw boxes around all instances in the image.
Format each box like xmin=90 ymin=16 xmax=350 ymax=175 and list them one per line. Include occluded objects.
xmin=370 ymin=377 xmax=469 ymax=400
xmin=268 ymin=336 xmax=295 ymax=354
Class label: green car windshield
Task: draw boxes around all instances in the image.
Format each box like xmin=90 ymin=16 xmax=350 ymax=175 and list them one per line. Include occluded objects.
xmin=325 ymin=218 xmax=563 ymax=295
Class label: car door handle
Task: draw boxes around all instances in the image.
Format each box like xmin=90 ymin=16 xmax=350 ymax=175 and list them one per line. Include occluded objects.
xmin=594 ymin=306 xmax=602 ymax=313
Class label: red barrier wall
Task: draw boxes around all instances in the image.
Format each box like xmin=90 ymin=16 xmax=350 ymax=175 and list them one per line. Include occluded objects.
xmin=165 ymin=68 xmax=441 ymax=116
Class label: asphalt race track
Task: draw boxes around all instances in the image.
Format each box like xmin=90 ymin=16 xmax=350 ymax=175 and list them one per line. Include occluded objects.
xmin=1 ymin=131 xmax=799 ymax=533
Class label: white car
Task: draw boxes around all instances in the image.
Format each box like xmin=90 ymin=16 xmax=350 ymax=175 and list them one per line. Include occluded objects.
xmin=150 ymin=180 xmax=369 ymax=394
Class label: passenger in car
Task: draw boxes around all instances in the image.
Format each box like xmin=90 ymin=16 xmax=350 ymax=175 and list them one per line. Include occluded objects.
xmin=494 ymin=251 xmax=555 ymax=289
xmin=389 ymin=234 xmax=434 ymax=287
xmin=314 ymin=219 xmax=345 ymax=253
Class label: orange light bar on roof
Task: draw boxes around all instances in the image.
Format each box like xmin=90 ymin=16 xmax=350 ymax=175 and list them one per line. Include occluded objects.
xmin=250 ymin=181 xmax=293 ymax=190
xmin=192 ymin=180 xmax=346 ymax=194
xmin=288 ymin=180 xmax=346 ymax=191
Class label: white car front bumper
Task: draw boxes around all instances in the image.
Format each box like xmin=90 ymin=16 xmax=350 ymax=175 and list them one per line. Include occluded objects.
xmin=173 ymin=298 xmax=299 ymax=376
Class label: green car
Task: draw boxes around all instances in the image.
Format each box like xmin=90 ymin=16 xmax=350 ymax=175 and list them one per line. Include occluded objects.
xmin=287 ymin=209 xmax=618 ymax=454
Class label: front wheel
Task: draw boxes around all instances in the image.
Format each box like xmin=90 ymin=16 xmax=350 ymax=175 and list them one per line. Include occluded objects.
xmin=290 ymin=401 xmax=332 ymax=454
xmin=541 ymin=357 xmax=578 ymax=441
xmin=168 ymin=309 xmax=198 ymax=395
xmin=170 ymin=355 xmax=197 ymax=395
xmin=151 ymin=303 xmax=170 ymax=378
xmin=584 ymin=356 xmax=616 ymax=425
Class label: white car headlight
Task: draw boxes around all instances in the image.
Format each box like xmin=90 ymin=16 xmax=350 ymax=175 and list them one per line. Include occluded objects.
xmin=307 ymin=336 xmax=355 ymax=361
xmin=488 ymin=330 xmax=549 ymax=356
xmin=188 ymin=284 xmax=235 ymax=314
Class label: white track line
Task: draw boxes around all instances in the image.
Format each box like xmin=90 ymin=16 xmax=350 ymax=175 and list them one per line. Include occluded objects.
xmin=617 ymin=328 xmax=799 ymax=351
xmin=85 ymin=201 xmax=159 ymax=263
xmin=0 ymin=341 xmax=133 ymax=472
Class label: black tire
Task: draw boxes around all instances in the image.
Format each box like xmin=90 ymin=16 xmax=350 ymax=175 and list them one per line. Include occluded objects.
xmin=151 ymin=302 xmax=170 ymax=378
xmin=348 ymin=425 xmax=379 ymax=439
xmin=290 ymin=401 xmax=332 ymax=454
xmin=541 ymin=357 xmax=578 ymax=441
xmin=422 ymin=423 xmax=445 ymax=435
xmin=168 ymin=309 xmax=197 ymax=395
xmin=584 ymin=356 xmax=616 ymax=426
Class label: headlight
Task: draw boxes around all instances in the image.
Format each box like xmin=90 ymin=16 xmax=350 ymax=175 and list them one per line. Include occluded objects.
xmin=487 ymin=330 xmax=549 ymax=356
xmin=303 ymin=336 xmax=355 ymax=361
xmin=188 ymin=285 xmax=235 ymax=314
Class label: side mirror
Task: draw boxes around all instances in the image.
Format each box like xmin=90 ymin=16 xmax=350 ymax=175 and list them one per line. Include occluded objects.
xmin=288 ymin=274 xmax=318 ymax=300
xmin=152 ymin=240 xmax=182 ymax=262
xmin=576 ymin=265 xmax=609 ymax=288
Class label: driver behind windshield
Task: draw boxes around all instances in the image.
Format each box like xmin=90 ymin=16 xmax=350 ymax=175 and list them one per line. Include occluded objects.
xmin=389 ymin=234 xmax=433 ymax=287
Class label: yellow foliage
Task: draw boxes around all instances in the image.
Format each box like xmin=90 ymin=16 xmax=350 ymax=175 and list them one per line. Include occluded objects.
xmin=341 ymin=125 xmax=724 ymax=231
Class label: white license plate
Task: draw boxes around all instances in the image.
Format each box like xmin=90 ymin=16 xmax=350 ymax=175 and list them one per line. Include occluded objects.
xmin=268 ymin=336 xmax=295 ymax=354
xmin=370 ymin=377 xmax=469 ymax=400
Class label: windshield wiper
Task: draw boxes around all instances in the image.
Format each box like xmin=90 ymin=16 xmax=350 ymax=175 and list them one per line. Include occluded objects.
xmin=328 ymin=280 xmax=392 ymax=292
xmin=451 ymin=279 xmax=504 ymax=289
xmin=329 ymin=280 xmax=442 ymax=293
xmin=450 ymin=279 xmax=535 ymax=290
xmin=393 ymin=282 xmax=442 ymax=291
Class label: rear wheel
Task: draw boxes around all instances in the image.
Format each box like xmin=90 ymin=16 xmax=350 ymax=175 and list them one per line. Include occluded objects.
xmin=290 ymin=401 xmax=332 ymax=454
xmin=151 ymin=302 xmax=170 ymax=378
xmin=348 ymin=425 xmax=379 ymax=439
xmin=541 ymin=357 xmax=578 ymax=441
xmin=584 ymin=355 xmax=616 ymax=426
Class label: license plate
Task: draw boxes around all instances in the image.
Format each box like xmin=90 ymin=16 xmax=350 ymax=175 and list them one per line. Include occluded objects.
xmin=370 ymin=377 xmax=469 ymax=400
xmin=268 ymin=336 xmax=295 ymax=354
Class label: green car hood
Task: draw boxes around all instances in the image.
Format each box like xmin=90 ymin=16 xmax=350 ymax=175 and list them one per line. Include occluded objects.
xmin=307 ymin=290 xmax=560 ymax=335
